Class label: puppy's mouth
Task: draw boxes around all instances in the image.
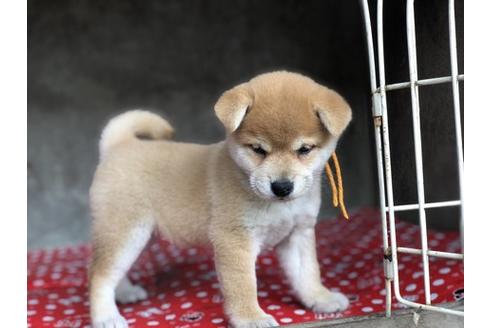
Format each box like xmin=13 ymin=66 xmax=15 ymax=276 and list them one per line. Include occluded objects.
xmin=275 ymin=195 xmax=295 ymax=202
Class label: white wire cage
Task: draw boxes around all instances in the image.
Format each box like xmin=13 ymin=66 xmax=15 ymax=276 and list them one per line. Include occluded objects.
xmin=360 ymin=0 xmax=464 ymax=317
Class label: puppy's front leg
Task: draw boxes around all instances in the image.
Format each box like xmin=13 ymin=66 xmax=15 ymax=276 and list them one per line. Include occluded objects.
xmin=276 ymin=225 xmax=349 ymax=313
xmin=212 ymin=231 xmax=278 ymax=328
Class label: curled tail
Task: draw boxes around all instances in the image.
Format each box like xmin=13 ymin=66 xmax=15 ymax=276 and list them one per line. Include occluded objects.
xmin=99 ymin=110 xmax=174 ymax=157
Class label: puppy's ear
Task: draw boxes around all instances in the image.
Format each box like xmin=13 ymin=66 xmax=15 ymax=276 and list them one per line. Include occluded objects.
xmin=214 ymin=83 xmax=253 ymax=133
xmin=313 ymin=86 xmax=352 ymax=137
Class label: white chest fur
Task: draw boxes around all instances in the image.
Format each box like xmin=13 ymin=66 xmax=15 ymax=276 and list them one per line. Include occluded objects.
xmin=244 ymin=185 xmax=321 ymax=251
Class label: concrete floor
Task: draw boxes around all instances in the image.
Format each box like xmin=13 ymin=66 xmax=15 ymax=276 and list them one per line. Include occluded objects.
xmin=295 ymin=303 xmax=463 ymax=328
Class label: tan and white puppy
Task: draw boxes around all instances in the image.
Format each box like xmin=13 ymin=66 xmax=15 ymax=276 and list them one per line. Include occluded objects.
xmin=89 ymin=71 xmax=352 ymax=328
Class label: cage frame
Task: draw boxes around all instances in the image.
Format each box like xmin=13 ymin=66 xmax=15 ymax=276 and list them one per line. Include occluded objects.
xmin=360 ymin=0 xmax=464 ymax=317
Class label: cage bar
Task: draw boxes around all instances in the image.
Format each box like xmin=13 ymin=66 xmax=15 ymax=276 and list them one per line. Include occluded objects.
xmin=361 ymin=0 xmax=392 ymax=317
xmin=385 ymin=200 xmax=461 ymax=212
xmin=360 ymin=0 xmax=464 ymax=317
xmin=375 ymin=75 xmax=464 ymax=93
xmin=397 ymin=247 xmax=464 ymax=260
xmin=448 ymin=0 xmax=465 ymax=248
xmin=406 ymin=0 xmax=432 ymax=305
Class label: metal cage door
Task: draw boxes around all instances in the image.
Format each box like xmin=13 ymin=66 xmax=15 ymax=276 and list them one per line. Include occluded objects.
xmin=360 ymin=0 xmax=464 ymax=317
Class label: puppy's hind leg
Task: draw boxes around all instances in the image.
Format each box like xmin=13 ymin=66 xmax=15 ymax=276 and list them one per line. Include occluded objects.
xmin=89 ymin=220 xmax=153 ymax=328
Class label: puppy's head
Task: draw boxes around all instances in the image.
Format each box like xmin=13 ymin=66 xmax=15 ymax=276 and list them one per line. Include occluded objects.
xmin=215 ymin=71 xmax=352 ymax=201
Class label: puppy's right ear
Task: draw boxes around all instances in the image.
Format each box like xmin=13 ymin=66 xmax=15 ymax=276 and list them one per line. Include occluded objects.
xmin=214 ymin=83 xmax=253 ymax=133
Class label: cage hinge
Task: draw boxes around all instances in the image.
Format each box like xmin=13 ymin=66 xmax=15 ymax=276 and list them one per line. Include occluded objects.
xmin=383 ymin=248 xmax=394 ymax=280
xmin=372 ymin=92 xmax=383 ymax=117
xmin=374 ymin=115 xmax=382 ymax=127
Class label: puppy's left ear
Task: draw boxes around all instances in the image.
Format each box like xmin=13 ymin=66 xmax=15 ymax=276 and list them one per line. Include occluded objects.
xmin=214 ymin=83 xmax=253 ymax=134
xmin=313 ymin=87 xmax=352 ymax=137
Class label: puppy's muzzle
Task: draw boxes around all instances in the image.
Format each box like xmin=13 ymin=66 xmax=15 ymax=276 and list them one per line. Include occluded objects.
xmin=271 ymin=180 xmax=294 ymax=198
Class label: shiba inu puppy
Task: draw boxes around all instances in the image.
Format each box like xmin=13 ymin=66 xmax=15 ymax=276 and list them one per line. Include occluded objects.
xmin=89 ymin=71 xmax=352 ymax=328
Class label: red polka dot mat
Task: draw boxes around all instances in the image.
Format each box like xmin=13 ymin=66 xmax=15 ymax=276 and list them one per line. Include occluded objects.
xmin=27 ymin=208 xmax=464 ymax=327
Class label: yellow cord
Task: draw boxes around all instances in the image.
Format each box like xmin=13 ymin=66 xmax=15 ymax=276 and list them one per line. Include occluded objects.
xmin=325 ymin=160 xmax=338 ymax=207
xmin=325 ymin=152 xmax=349 ymax=220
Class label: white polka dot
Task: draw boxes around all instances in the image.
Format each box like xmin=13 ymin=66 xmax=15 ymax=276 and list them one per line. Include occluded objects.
xmin=348 ymin=272 xmax=358 ymax=279
xmin=355 ymin=261 xmax=365 ymax=268
xmin=45 ymin=304 xmax=57 ymax=310
xmin=379 ymin=289 xmax=387 ymax=296
xmin=64 ymin=309 xmax=75 ymax=315
xmin=27 ymin=310 xmax=36 ymax=316
xmin=267 ymin=304 xmax=281 ymax=310
xmin=127 ymin=318 xmax=136 ymax=323
xmin=196 ymin=291 xmax=208 ymax=298
xmin=258 ymin=291 xmax=268 ymax=298
xmin=51 ymin=273 xmax=61 ymax=280
xmin=342 ymin=255 xmax=352 ymax=262
xmin=28 ymin=299 xmax=38 ymax=305
xmin=181 ymin=302 xmax=192 ymax=309
xmin=33 ymin=279 xmax=44 ymax=287
xmin=174 ymin=290 xmax=186 ymax=297
xmin=405 ymin=283 xmax=417 ymax=292
xmin=165 ymin=314 xmax=176 ymax=320
xmin=262 ymin=258 xmax=273 ymax=265
xmin=431 ymin=293 xmax=438 ymax=301
xmin=70 ymin=296 xmax=82 ymax=303
xmin=433 ymin=279 xmax=445 ymax=286
xmin=212 ymin=283 xmax=220 ymax=289
xmin=123 ymin=307 xmax=134 ymax=313
xmin=48 ymin=293 xmax=59 ymax=299
xmin=280 ymin=318 xmax=293 ymax=323
xmin=191 ymin=280 xmax=200 ymax=287
xmin=350 ymin=248 xmax=361 ymax=255
xmin=147 ymin=321 xmax=159 ymax=326
xmin=281 ymin=296 xmax=292 ymax=303
xmin=439 ymin=267 xmax=451 ymax=274
xmin=325 ymin=272 xmax=336 ymax=278
xmin=435 ymin=233 xmax=445 ymax=240
xmin=161 ymin=303 xmax=171 ymax=309
xmin=294 ymin=309 xmax=306 ymax=315
xmin=428 ymin=239 xmax=439 ymax=247
xmin=270 ymin=284 xmax=281 ymax=290
xmin=339 ymin=280 xmax=350 ymax=286
xmin=412 ymin=271 xmax=424 ymax=279
xmin=362 ymin=307 xmax=374 ymax=313
xmin=212 ymin=318 xmax=224 ymax=324
xmin=371 ymin=299 xmax=383 ymax=305
xmin=321 ymin=258 xmax=332 ymax=265
xmin=42 ymin=316 xmax=54 ymax=322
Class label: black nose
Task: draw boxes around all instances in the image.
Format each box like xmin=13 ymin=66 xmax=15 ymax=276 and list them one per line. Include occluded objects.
xmin=271 ymin=180 xmax=294 ymax=197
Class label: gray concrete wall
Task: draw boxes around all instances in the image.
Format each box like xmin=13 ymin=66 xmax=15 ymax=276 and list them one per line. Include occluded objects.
xmin=28 ymin=0 xmax=376 ymax=249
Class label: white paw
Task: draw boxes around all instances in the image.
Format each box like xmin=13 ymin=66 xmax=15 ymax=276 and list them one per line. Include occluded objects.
xmin=311 ymin=291 xmax=350 ymax=313
xmin=92 ymin=313 xmax=128 ymax=328
xmin=115 ymin=283 xmax=148 ymax=304
xmin=230 ymin=314 xmax=279 ymax=328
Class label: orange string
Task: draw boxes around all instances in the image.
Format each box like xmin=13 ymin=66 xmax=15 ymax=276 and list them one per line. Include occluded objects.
xmin=325 ymin=152 xmax=349 ymax=220
xmin=324 ymin=161 xmax=338 ymax=207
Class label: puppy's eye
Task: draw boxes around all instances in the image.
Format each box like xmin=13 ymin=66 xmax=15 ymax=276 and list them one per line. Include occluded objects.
xmin=250 ymin=145 xmax=267 ymax=156
xmin=297 ymin=145 xmax=315 ymax=156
